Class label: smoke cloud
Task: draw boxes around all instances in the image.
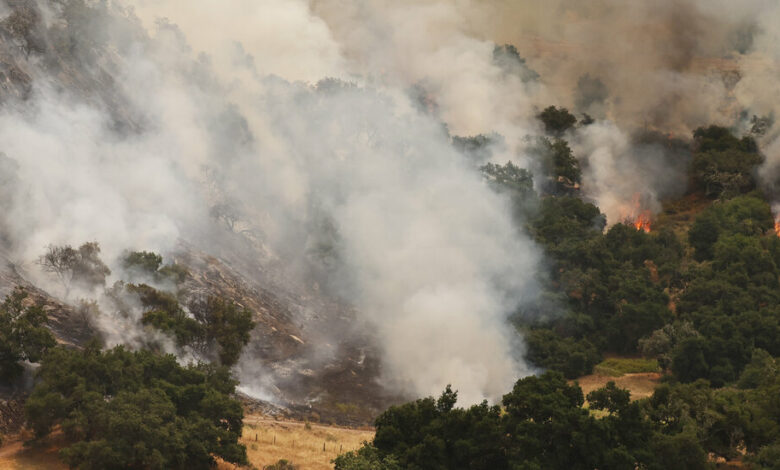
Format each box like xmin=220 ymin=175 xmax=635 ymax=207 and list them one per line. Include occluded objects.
xmin=1 ymin=0 xmax=780 ymax=405
xmin=0 ymin=0 xmax=542 ymax=404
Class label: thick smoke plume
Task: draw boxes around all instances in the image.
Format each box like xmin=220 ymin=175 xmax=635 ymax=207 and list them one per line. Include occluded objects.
xmin=1 ymin=0 xmax=780 ymax=405
xmin=0 ymin=0 xmax=542 ymax=404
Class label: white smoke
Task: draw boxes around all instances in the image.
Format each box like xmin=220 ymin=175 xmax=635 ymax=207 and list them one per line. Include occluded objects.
xmin=0 ymin=0 xmax=541 ymax=404
xmin=3 ymin=0 xmax=780 ymax=405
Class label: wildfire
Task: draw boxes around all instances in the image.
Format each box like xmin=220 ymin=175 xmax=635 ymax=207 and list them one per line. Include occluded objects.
xmin=775 ymin=218 xmax=780 ymax=237
xmin=621 ymin=193 xmax=652 ymax=232
xmin=633 ymin=211 xmax=652 ymax=232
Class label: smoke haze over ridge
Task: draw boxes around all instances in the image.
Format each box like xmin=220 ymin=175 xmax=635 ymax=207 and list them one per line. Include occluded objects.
xmin=0 ymin=0 xmax=779 ymax=404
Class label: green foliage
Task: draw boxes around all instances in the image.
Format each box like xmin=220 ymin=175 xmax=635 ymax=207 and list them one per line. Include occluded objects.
xmin=0 ymin=288 xmax=55 ymax=382
xmin=107 ymin=283 xmax=255 ymax=366
xmin=132 ymin=284 xmax=204 ymax=347
xmin=748 ymin=443 xmax=780 ymax=470
xmin=527 ymin=137 xmax=582 ymax=192
xmin=538 ymin=106 xmax=577 ymax=136
xmin=638 ymin=322 xmax=700 ymax=371
xmin=688 ymin=194 xmax=774 ymax=260
xmin=644 ymin=376 xmax=780 ymax=460
xmin=334 ymin=445 xmax=401 ymax=470
xmin=691 ymin=126 xmax=763 ymax=198
xmin=671 ymin=192 xmax=780 ymax=384
xmin=192 ymin=296 xmax=256 ymax=366
xmin=122 ymin=251 xmax=189 ymax=284
xmin=25 ymin=345 xmax=247 ymax=469
xmin=524 ymin=203 xmax=678 ymax=359
xmin=480 ymin=161 xmax=534 ymax=198
xmin=346 ymin=373 xmax=695 ymax=470
xmin=524 ymin=329 xmax=600 ymax=379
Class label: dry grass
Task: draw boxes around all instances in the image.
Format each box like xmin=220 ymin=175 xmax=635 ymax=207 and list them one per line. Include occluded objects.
xmin=218 ymin=415 xmax=374 ymax=470
xmin=0 ymin=417 xmax=372 ymax=470
xmin=593 ymin=358 xmax=660 ymax=377
xmin=575 ymin=372 xmax=662 ymax=401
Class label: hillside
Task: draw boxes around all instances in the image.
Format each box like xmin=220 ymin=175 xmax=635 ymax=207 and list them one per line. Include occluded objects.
xmin=0 ymin=1 xmax=780 ymax=469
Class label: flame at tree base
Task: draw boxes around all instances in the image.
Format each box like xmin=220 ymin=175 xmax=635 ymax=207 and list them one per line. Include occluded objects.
xmin=633 ymin=212 xmax=652 ymax=232
xmin=620 ymin=193 xmax=653 ymax=232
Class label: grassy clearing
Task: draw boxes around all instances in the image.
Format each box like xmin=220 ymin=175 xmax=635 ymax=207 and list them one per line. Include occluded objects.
xmin=0 ymin=416 xmax=372 ymax=470
xmin=217 ymin=415 xmax=374 ymax=470
xmin=576 ymin=372 xmax=663 ymax=402
xmin=593 ymin=358 xmax=660 ymax=377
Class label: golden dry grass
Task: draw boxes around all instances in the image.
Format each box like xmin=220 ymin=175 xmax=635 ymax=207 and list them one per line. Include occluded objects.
xmin=575 ymin=372 xmax=663 ymax=401
xmin=218 ymin=415 xmax=374 ymax=470
xmin=0 ymin=416 xmax=373 ymax=470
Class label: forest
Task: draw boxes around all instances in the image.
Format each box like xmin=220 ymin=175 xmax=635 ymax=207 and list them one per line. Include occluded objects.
xmin=332 ymin=111 xmax=780 ymax=469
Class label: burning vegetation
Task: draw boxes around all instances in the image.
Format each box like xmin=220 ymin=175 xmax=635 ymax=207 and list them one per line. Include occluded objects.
xmin=620 ymin=193 xmax=653 ymax=232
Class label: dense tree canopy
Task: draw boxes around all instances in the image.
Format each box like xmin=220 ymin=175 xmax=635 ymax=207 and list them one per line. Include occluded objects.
xmin=335 ymin=373 xmax=710 ymax=470
xmin=691 ymin=125 xmax=764 ymax=198
xmin=25 ymin=344 xmax=247 ymax=470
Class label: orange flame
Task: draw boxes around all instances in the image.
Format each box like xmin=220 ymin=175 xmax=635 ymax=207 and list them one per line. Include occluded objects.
xmin=621 ymin=193 xmax=652 ymax=232
xmin=633 ymin=212 xmax=652 ymax=233
xmin=775 ymin=218 xmax=780 ymax=237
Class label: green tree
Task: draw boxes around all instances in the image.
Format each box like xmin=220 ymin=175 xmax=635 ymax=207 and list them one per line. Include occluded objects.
xmin=39 ymin=242 xmax=111 ymax=297
xmin=538 ymin=106 xmax=577 ymax=136
xmin=25 ymin=345 xmax=247 ymax=469
xmin=122 ymin=251 xmax=189 ymax=284
xmin=690 ymin=126 xmax=763 ymax=198
xmin=192 ymin=297 xmax=256 ymax=366
xmin=0 ymin=288 xmax=56 ymax=382
xmin=480 ymin=161 xmax=534 ymax=197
